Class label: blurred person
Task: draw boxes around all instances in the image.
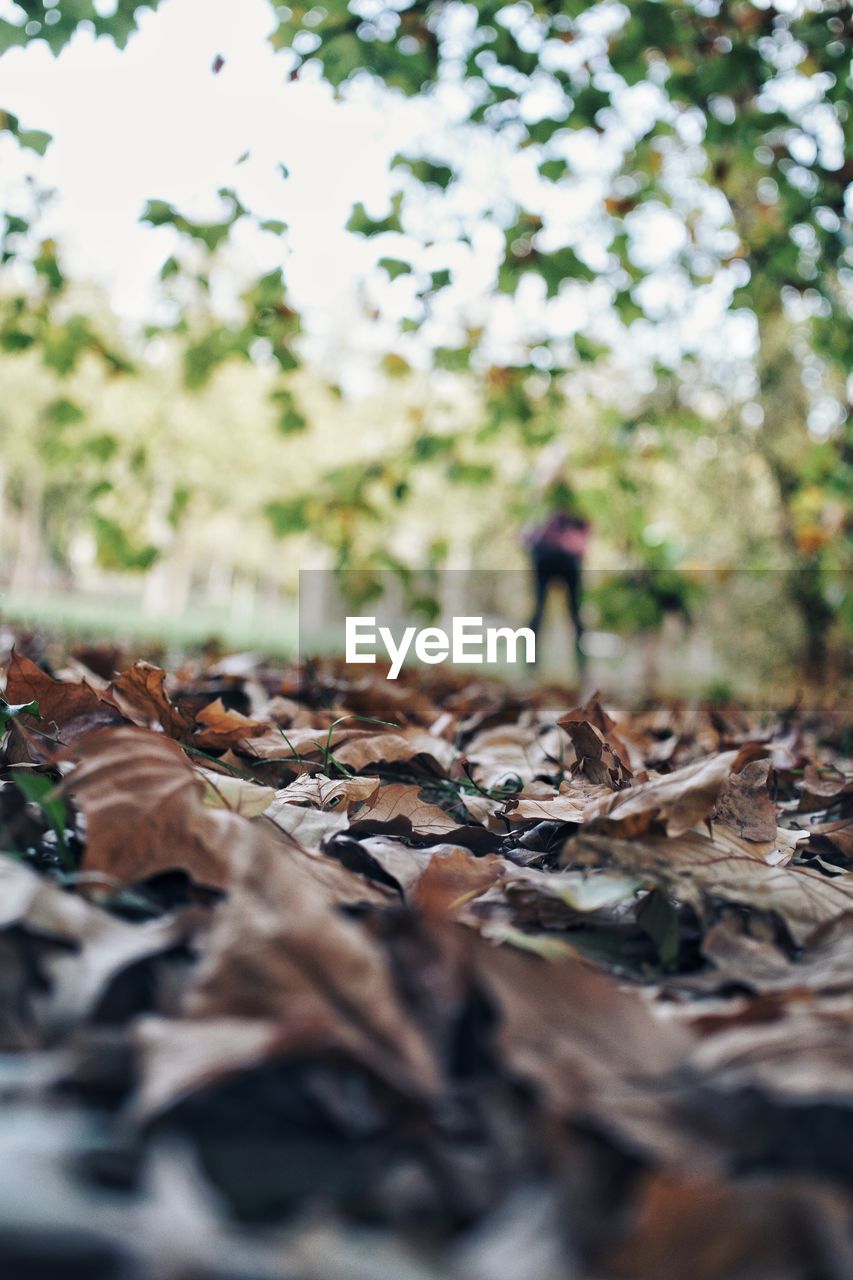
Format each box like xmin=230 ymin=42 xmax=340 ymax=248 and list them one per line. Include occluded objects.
xmin=522 ymin=459 xmax=591 ymax=671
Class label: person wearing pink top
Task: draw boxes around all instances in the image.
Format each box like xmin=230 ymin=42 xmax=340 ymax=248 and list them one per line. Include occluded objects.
xmin=522 ymin=479 xmax=590 ymax=668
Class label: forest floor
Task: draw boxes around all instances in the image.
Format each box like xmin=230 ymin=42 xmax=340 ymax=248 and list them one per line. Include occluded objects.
xmin=0 ymin=632 xmax=851 ymax=1280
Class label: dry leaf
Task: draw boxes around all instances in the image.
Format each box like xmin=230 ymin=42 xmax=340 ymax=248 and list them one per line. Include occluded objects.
xmin=498 ymin=779 xmax=610 ymax=826
xmin=712 ymin=758 xmax=777 ymax=841
xmin=273 ymin=773 xmax=381 ymax=811
xmin=503 ymin=865 xmax=645 ymax=914
xmin=110 ymin=662 xmax=193 ymax=740
xmin=583 ymin=750 xmax=739 ymax=837
xmin=4 ymin=650 xmax=124 ymax=746
xmin=192 ymin=698 xmax=268 ymax=750
xmin=601 ymin=1172 xmax=844 ymax=1280
xmin=558 ymin=693 xmax=633 ymax=786
xmin=166 ymin=823 xmax=441 ymax=1099
xmin=410 ymin=848 xmax=504 ymax=914
xmin=332 ymin=729 xmax=457 ymax=775
xmin=700 ymin=913 xmax=853 ymax=994
xmin=263 ymin=798 xmax=350 ymax=849
xmin=195 ymin=767 xmax=276 ymax=817
xmin=574 ymin=825 xmax=853 ymax=945
xmin=474 ymin=940 xmax=690 ymax=1112
xmin=64 ymin=727 xmax=242 ymax=888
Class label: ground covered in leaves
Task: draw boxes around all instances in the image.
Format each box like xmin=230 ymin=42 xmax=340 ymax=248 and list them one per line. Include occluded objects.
xmin=0 ymin=634 xmax=851 ymax=1280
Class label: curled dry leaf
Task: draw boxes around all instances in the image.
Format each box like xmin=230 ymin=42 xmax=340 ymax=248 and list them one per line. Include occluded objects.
xmin=273 ymin=772 xmax=381 ymax=811
xmin=110 ymin=661 xmax=193 ymax=741
xmin=63 ymin=727 xmax=243 ymax=888
xmin=798 ymin=763 xmax=853 ymax=806
xmin=583 ymin=750 xmax=740 ymax=837
xmin=497 ymin=779 xmax=610 ymax=826
xmin=354 ymin=837 xmax=461 ymax=895
xmin=192 ymin=698 xmax=269 ymax=751
xmin=712 ymin=758 xmax=777 ymax=842
xmin=464 ymin=722 xmax=563 ymax=790
xmin=559 ymin=693 xmax=633 ymax=787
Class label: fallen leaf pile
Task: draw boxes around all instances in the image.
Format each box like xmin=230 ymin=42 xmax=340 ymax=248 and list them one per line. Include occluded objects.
xmin=0 ymin=639 xmax=851 ymax=1279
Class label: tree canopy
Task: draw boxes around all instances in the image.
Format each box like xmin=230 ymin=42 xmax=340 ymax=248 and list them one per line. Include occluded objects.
xmin=0 ymin=0 xmax=849 ymax=667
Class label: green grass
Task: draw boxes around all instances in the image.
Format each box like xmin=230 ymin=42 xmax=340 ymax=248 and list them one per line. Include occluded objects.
xmin=0 ymin=589 xmax=298 ymax=656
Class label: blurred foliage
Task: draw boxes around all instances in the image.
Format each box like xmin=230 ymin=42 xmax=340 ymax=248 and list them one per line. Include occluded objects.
xmin=0 ymin=0 xmax=849 ymax=671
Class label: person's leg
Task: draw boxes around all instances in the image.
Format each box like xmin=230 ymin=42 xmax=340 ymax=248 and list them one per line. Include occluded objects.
xmin=528 ymin=552 xmax=550 ymax=641
xmin=563 ymin=555 xmax=585 ymax=667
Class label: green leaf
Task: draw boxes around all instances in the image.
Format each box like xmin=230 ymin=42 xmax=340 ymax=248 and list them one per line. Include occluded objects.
xmin=378 ymin=257 xmax=412 ymax=280
xmin=265 ymin=497 xmax=310 ymax=537
xmin=346 ymin=194 xmax=404 ymax=237
xmin=636 ymin=888 xmax=680 ymax=971
xmin=270 ymin=387 xmax=307 ymax=435
xmin=0 ymin=697 xmax=40 ymax=730
xmin=12 ymin=769 xmax=70 ymax=867
xmin=391 ymin=156 xmax=455 ymax=189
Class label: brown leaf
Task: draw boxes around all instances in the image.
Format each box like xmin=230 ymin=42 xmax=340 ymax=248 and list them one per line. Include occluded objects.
xmin=63 ymin=727 xmax=240 ymax=888
xmin=689 ymin=1000 xmax=853 ymax=1102
xmin=332 ymin=729 xmax=457 ymax=775
xmin=410 ymin=848 xmax=504 ymax=915
xmin=473 ymin=940 xmax=690 ymax=1125
xmin=110 ymin=661 xmax=193 ymax=740
xmin=352 ymin=782 xmax=493 ymax=849
xmin=162 ymin=823 xmax=441 ymax=1100
xmin=4 ymin=650 xmax=124 ymax=746
xmin=712 ymin=758 xmax=777 ymax=841
xmin=192 ymin=698 xmax=268 ymax=750
xmin=558 ymin=693 xmax=633 ymax=787
xmin=464 ymin=722 xmax=562 ymax=790
xmin=798 ymin=764 xmax=853 ymax=811
xmin=574 ymin=825 xmax=853 ymax=945
xmin=354 ymin=837 xmax=456 ymax=895
xmin=236 ymin=722 xmax=372 ymax=762
xmin=134 ymin=1016 xmax=303 ymax=1119
xmin=498 ymin=779 xmax=610 ymax=826
xmin=601 ymin=1173 xmax=844 ymax=1280
xmin=700 ymin=913 xmax=853 ymax=994
xmin=273 ymin=773 xmax=381 ymax=811
xmin=329 ymin=675 xmax=440 ymax=727
xmin=583 ymin=750 xmax=739 ymax=837
xmin=355 ymin=783 xmax=460 ymax=836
